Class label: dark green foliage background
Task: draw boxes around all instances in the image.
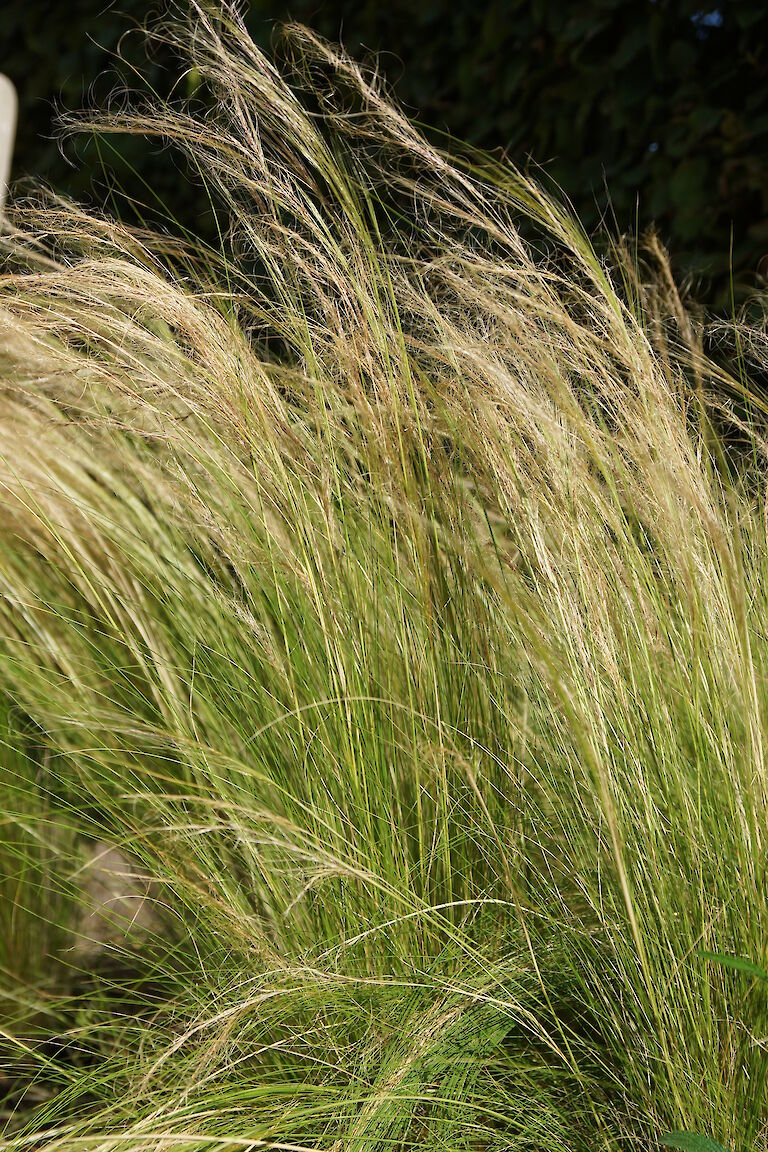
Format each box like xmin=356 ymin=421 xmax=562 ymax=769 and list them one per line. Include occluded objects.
xmin=2 ymin=0 xmax=767 ymax=309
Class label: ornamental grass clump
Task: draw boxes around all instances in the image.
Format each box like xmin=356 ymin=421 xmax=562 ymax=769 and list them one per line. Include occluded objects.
xmin=1 ymin=5 xmax=768 ymax=1150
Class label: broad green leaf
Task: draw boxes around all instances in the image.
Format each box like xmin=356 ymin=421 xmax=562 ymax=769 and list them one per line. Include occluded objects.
xmin=698 ymin=950 xmax=768 ymax=981
xmin=660 ymin=1132 xmax=730 ymax=1152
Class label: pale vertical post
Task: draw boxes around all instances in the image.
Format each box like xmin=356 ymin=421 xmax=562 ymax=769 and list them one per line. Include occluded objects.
xmin=0 ymin=74 xmax=18 ymax=216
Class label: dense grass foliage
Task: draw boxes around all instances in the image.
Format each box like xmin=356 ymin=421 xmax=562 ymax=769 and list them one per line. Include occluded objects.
xmin=1 ymin=7 xmax=768 ymax=1150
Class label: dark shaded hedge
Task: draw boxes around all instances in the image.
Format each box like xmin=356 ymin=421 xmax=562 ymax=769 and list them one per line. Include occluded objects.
xmin=3 ymin=0 xmax=767 ymax=310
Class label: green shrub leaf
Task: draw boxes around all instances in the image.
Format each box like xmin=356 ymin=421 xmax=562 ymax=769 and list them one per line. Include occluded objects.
xmin=660 ymin=1133 xmax=730 ymax=1152
xmin=698 ymin=951 xmax=768 ymax=981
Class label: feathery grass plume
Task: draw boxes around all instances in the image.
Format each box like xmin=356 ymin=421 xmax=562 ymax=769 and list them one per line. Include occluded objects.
xmin=1 ymin=3 xmax=768 ymax=1149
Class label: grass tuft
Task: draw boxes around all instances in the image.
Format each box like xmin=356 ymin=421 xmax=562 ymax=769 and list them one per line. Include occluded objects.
xmin=1 ymin=4 xmax=768 ymax=1150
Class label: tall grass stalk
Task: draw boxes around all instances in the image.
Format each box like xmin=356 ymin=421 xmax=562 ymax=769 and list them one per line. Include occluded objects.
xmin=1 ymin=5 xmax=767 ymax=1150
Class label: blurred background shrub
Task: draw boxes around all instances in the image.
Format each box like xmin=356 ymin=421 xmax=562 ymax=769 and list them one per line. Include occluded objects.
xmin=2 ymin=0 xmax=766 ymax=310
